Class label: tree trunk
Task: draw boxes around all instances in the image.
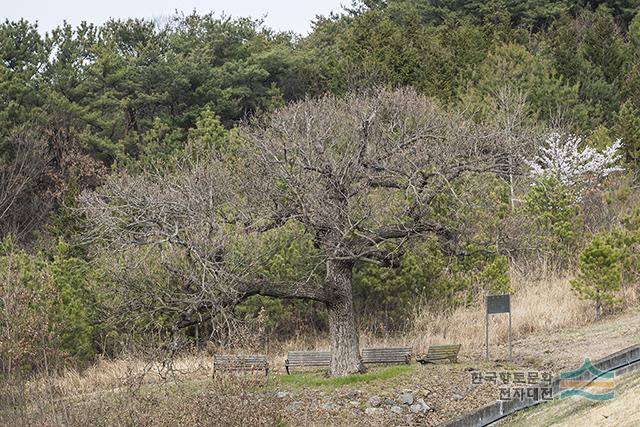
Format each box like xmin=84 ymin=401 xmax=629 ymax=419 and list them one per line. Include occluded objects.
xmin=326 ymin=260 xmax=366 ymax=376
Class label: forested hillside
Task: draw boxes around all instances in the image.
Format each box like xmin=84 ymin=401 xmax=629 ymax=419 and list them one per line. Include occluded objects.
xmin=2 ymin=0 xmax=640 ymax=379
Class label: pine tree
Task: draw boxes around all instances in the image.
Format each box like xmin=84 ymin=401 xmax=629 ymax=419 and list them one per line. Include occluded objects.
xmin=570 ymin=235 xmax=622 ymax=320
xmin=614 ymin=100 xmax=640 ymax=171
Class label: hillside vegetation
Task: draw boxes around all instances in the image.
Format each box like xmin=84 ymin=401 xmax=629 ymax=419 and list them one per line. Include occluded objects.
xmin=2 ymin=0 xmax=640 ymax=424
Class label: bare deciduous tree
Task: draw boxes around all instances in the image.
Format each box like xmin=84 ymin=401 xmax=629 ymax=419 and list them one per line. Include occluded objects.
xmin=81 ymin=88 xmax=507 ymax=376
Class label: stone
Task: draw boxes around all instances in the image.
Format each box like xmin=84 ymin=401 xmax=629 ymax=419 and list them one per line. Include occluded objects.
xmin=349 ymin=400 xmax=360 ymax=407
xmin=367 ymin=395 xmax=382 ymax=407
xmin=342 ymin=390 xmax=359 ymax=400
xmin=365 ymin=407 xmax=384 ymax=416
xmin=288 ymin=401 xmax=304 ymax=411
xmin=276 ymin=391 xmax=289 ymax=398
xmin=390 ymin=405 xmax=404 ymax=415
xmin=399 ymin=392 xmax=414 ymax=405
xmin=409 ymin=399 xmax=430 ymax=414
xmin=321 ymin=402 xmax=338 ymax=410
xmin=410 ymin=404 xmax=423 ymax=413
xmin=452 ymin=392 xmax=464 ymax=401
xmin=383 ymin=398 xmax=396 ymax=406
xmin=417 ymin=398 xmax=430 ymax=411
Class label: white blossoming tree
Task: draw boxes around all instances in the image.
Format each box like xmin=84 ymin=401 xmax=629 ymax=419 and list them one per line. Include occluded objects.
xmin=527 ymin=132 xmax=623 ymax=190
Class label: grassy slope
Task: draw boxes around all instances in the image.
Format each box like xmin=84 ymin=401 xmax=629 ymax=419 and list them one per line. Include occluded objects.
xmin=275 ymin=364 xmax=416 ymax=388
xmin=6 ymin=289 xmax=640 ymax=426
xmin=504 ymin=369 xmax=640 ymax=427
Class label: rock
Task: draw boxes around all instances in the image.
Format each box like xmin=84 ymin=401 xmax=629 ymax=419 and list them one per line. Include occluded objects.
xmin=367 ymin=395 xmax=382 ymax=407
xmin=383 ymin=398 xmax=396 ymax=406
xmin=390 ymin=405 xmax=404 ymax=415
xmin=276 ymin=391 xmax=289 ymax=398
xmin=410 ymin=399 xmax=430 ymax=414
xmin=321 ymin=402 xmax=338 ymax=411
xmin=342 ymin=390 xmax=360 ymax=400
xmin=404 ymin=414 xmax=415 ymax=424
xmin=399 ymin=392 xmax=414 ymax=405
xmin=410 ymin=404 xmax=421 ymax=413
xmin=349 ymin=400 xmax=360 ymax=407
xmin=417 ymin=398 xmax=430 ymax=411
xmin=288 ymin=401 xmax=304 ymax=411
xmin=365 ymin=407 xmax=384 ymax=416
xmin=452 ymin=392 xmax=464 ymax=401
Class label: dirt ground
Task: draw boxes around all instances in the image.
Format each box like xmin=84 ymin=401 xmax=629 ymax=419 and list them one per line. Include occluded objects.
xmin=172 ymin=303 xmax=640 ymax=427
xmin=6 ymin=307 xmax=640 ymax=427
xmin=269 ymin=362 xmax=503 ymax=426
xmin=466 ymin=306 xmax=640 ymax=373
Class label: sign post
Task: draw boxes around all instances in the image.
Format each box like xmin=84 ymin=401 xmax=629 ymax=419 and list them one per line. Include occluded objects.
xmin=485 ymin=294 xmax=512 ymax=362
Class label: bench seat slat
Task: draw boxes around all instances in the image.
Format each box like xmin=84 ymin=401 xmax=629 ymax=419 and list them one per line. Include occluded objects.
xmin=361 ymin=347 xmax=412 ymax=365
xmin=213 ymin=354 xmax=269 ymax=377
xmin=418 ymin=344 xmax=461 ymax=364
xmin=285 ymin=351 xmax=332 ymax=374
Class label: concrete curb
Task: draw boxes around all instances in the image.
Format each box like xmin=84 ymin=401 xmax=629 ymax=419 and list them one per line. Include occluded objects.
xmin=439 ymin=344 xmax=640 ymax=427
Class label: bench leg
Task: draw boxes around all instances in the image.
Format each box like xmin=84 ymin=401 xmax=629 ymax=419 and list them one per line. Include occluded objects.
xmin=285 ymin=363 xmax=290 ymax=375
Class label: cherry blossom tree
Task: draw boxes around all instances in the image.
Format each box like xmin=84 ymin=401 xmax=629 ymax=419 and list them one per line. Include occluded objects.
xmin=527 ymin=132 xmax=623 ymax=190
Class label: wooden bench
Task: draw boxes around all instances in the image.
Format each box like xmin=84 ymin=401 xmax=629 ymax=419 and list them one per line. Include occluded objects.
xmin=213 ymin=354 xmax=269 ymax=377
xmin=417 ymin=344 xmax=461 ymax=364
xmin=285 ymin=351 xmax=331 ymax=374
xmin=362 ymin=347 xmax=412 ymax=365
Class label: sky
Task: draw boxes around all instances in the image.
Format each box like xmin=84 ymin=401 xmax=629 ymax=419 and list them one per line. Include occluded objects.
xmin=3 ymin=0 xmax=348 ymax=35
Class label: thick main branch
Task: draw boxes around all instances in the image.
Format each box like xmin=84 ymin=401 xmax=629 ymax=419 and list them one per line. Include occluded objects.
xmin=236 ymin=279 xmax=328 ymax=303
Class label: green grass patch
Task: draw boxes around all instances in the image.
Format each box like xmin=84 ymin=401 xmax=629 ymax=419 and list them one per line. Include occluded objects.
xmin=275 ymin=364 xmax=415 ymax=389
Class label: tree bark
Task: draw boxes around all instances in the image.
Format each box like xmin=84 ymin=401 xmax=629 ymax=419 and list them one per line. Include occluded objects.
xmin=325 ymin=259 xmax=366 ymax=376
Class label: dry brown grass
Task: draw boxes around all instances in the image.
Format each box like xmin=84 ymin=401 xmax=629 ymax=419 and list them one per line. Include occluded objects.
xmin=408 ymin=272 xmax=597 ymax=356
xmin=7 ymin=353 xmax=215 ymax=406
xmin=242 ymin=271 xmax=639 ymax=365
xmin=270 ymin=271 xmax=620 ymax=366
xmin=1 ymin=372 xmax=284 ymax=427
xmin=5 ymin=270 xmax=639 ymax=426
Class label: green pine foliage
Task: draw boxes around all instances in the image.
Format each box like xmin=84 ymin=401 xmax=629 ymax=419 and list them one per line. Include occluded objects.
xmin=524 ymin=177 xmax=582 ymax=263
xmin=49 ymin=240 xmax=98 ymax=361
xmin=459 ymin=43 xmax=586 ymax=125
xmin=0 ymin=237 xmax=99 ymax=374
xmin=614 ymin=100 xmax=640 ymax=170
xmin=570 ymin=234 xmax=622 ymax=319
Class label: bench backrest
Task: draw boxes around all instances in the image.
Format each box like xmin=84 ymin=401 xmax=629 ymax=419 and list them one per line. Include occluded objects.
xmin=286 ymin=351 xmax=331 ymax=367
xmin=361 ymin=347 xmax=412 ymax=364
xmin=213 ymin=354 xmax=268 ymax=371
xmin=423 ymin=344 xmax=461 ymax=362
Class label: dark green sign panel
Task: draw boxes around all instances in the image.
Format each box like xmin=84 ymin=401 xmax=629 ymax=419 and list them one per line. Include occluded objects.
xmin=486 ymin=294 xmax=511 ymax=314
xmin=485 ymin=293 xmax=512 ymax=361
